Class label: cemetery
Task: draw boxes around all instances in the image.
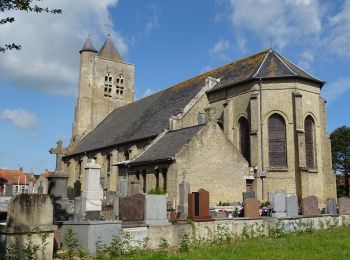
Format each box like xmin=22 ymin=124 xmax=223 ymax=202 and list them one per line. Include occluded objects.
xmin=0 ymin=158 xmax=350 ymax=259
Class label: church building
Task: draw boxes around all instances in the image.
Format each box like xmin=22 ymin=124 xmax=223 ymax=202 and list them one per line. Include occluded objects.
xmin=62 ymin=36 xmax=336 ymax=207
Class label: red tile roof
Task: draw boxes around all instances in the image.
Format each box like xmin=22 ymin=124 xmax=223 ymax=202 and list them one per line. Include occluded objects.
xmin=0 ymin=169 xmax=37 ymax=185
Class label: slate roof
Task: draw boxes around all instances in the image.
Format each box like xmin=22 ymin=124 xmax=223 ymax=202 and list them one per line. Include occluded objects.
xmin=79 ymin=36 xmax=97 ymax=53
xmin=98 ymin=37 xmax=122 ymax=61
xmin=66 ymin=49 xmax=323 ymax=157
xmin=209 ymin=49 xmax=323 ymax=93
xmin=130 ymin=125 xmax=204 ymax=165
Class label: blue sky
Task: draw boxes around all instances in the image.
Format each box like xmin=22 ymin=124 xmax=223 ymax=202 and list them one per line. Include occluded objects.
xmin=0 ymin=0 xmax=350 ymax=174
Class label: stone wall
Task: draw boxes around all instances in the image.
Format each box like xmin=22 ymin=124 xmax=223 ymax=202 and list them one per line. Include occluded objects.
xmin=208 ymin=79 xmax=336 ymax=207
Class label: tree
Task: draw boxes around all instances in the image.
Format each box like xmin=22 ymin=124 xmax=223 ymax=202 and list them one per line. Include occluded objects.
xmin=330 ymin=125 xmax=350 ymax=196
xmin=0 ymin=0 xmax=61 ymax=52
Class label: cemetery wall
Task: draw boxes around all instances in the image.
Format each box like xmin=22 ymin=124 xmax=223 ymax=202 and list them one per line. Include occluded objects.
xmin=124 ymin=215 xmax=350 ymax=250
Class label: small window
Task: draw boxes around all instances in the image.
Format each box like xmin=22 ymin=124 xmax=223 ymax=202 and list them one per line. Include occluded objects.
xmin=116 ymin=74 xmax=124 ymax=99
xmin=104 ymin=72 xmax=113 ymax=97
xmin=198 ymin=112 xmax=206 ymax=124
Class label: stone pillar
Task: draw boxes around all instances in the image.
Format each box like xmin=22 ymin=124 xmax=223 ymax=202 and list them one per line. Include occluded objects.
xmin=80 ymin=156 xmax=88 ymax=191
xmin=178 ymin=181 xmax=190 ymax=220
xmin=110 ymin=149 xmax=119 ymax=192
xmin=223 ymin=100 xmax=234 ymax=142
xmin=293 ymin=92 xmax=305 ymax=200
xmin=94 ymin=152 xmax=105 ymax=190
xmin=82 ymin=159 xmax=103 ymax=218
xmin=249 ymin=93 xmax=259 ymax=168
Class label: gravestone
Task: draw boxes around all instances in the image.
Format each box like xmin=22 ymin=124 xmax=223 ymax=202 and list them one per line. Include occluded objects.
xmin=242 ymin=191 xmax=255 ymax=202
xmin=244 ymin=197 xmax=260 ymax=218
xmin=188 ymin=188 xmax=213 ymax=221
xmin=178 ymin=181 xmax=190 ymax=220
xmin=130 ymin=181 xmax=140 ymax=195
xmin=272 ymin=191 xmax=287 ymax=218
xmin=81 ymin=159 xmax=103 ymax=220
xmin=74 ymin=180 xmax=82 ymax=197
xmin=301 ymin=196 xmax=320 ymax=216
xmin=34 ymin=175 xmax=48 ymax=194
xmin=326 ymin=198 xmax=337 ymax=215
xmin=144 ymin=194 xmax=169 ymax=225
xmin=338 ymin=197 xmax=350 ymax=215
xmin=0 ymin=194 xmax=57 ymax=260
xmin=286 ymin=194 xmax=298 ymax=217
xmin=268 ymin=191 xmax=275 ymax=208
xmin=119 ymin=179 xmax=128 ymax=197
xmin=119 ymin=193 xmax=145 ymax=222
xmin=113 ymin=196 xmax=119 ymax=219
xmin=5 ymin=182 xmax=13 ymax=196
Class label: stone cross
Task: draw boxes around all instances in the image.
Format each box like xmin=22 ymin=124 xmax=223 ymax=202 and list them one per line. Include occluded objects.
xmin=49 ymin=140 xmax=67 ymax=174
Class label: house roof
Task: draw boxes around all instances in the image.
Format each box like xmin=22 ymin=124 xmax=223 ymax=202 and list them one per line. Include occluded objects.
xmin=129 ymin=125 xmax=204 ymax=165
xmin=65 ymin=49 xmax=323 ymax=157
xmin=79 ymin=36 xmax=98 ymax=53
xmin=0 ymin=169 xmax=36 ymax=185
xmin=98 ymin=37 xmax=122 ymax=61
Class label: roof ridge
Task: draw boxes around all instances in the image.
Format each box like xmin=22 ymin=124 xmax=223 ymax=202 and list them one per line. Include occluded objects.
xmin=275 ymin=51 xmax=321 ymax=81
xmin=252 ymin=49 xmax=271 ymax=78
xmin=168 ymin=124 xmax=204 ymax=133
xmin=273 ymin=51 xmax=297 ymax=76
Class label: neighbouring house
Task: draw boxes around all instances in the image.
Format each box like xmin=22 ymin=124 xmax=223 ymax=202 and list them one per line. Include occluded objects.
xmin=0 ymin=168 xmax=37 ymax=196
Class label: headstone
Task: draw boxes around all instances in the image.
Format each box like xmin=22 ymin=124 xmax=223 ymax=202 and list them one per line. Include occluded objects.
xmin=326 ymin=198 xmax=337 ymax=215
xmin=286 ymin=194 xmax=298 ymax=217
xmin=74 ymin=180 xmax=82 ymax=197
xmin=130 ymin=181 xmax=140 ymax=195
xmin=338 ymin=197 xmax=350 ymax=215
xmin=5 ymin=182 xmax=13 ymax=196
xmin=272 ymin=191 xmax=287 ymax=218
xmin=244 ymin=197 xmax=260 ymax=218
xmin=268 ymin=191 xmax=275 ymax=208
xmin=178 ymin=181 xmax=190 ymax=220
xmin=144 ymin=194 xmax=169 ymax=225
xmin=119 ymin=179 xmax=128 ymax=197
xmin=113 ymin=197 xmax=119 ymax=219
xmin=242 ymin=191 xmax=255 ymax=202
xmin=119 ymin=193 xmax=145 ymax=222
xmin=301 ymin=195 xmax=320 ymax=216
xmin=188 ymin=188 xmax=213 ymax=221
xmin=34 ymin=175 xmax=48 ymax=194
xmin=81 ymin=159 xmax=103 ymax=219
xmin=0 ymin=194 xmax=57 ymax=260
xmin=74 ymin=196 xmax=83 ymax=220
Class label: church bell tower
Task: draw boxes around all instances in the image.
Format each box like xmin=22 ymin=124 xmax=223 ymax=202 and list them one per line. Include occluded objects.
xmin=71 ymin=36 xmax=135 ymax=143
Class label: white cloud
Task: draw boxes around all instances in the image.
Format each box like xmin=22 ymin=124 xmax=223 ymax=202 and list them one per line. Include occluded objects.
xmin=200 ymin=66 xmax=213 ymax=74
xmin=1 ymin=108 xmax=40 ymax=129
xmin=327 ymin=0 xmax=350 ymax=58
xmin=143 ymin=88 xmax=155 ymax=97
xmin=298 ymin=50 xmax=315 ymax=70
xmin=0 ymin=0 xmax=124 ymax=96
xmin=209 ymin=38 xmax=230 ymax=61
xmin=322 ymin=76 xmax=350 ymax=103
xmin=227 ymin=0 xmax=322 ymax=49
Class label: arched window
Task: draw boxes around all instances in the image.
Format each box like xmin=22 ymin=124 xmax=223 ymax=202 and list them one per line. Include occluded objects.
xmin=268 ymin=114 xmax=287 ymax=167
xmin=305 ymin=116 xmax=315 ymax=169
xmin=104 ymin=73 xmax=113 ymax=97
xmin=238 ymin=117 xmax=250 ymax=164
xmin=116 ymin=74 xmax=124 ymax=99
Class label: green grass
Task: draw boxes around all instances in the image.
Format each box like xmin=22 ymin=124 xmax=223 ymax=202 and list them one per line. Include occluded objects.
xmin=117 ymin=226 xmax=350 ymax=260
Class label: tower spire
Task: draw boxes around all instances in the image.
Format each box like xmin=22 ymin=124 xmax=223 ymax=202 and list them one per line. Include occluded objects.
xmin=79 ymin=35 xmax=97 ymax=53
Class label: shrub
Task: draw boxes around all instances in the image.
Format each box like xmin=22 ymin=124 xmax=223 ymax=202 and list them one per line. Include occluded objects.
xmin=148 ymin=188 xmax=166 ymax=194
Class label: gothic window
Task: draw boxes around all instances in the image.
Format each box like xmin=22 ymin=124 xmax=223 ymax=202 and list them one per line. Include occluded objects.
xmin=106 ymin=154 xmax=111 ymax=172
xmin=239 ymin=117 xmax=250 ymax=164
xmin=162 ymin=169 xmax=167 ymax=192
xmin=104 ymin=73 xmax=113 ymax=97
xmin=142 ymin=171 xmax=147 ymax=193
xmin=116 ymin=74 xmax=124 ymax=99
xmin=305 ymin=116 xmax=316 ymax=169
xmin=268 ymin=114 xmax=287 ymax=168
